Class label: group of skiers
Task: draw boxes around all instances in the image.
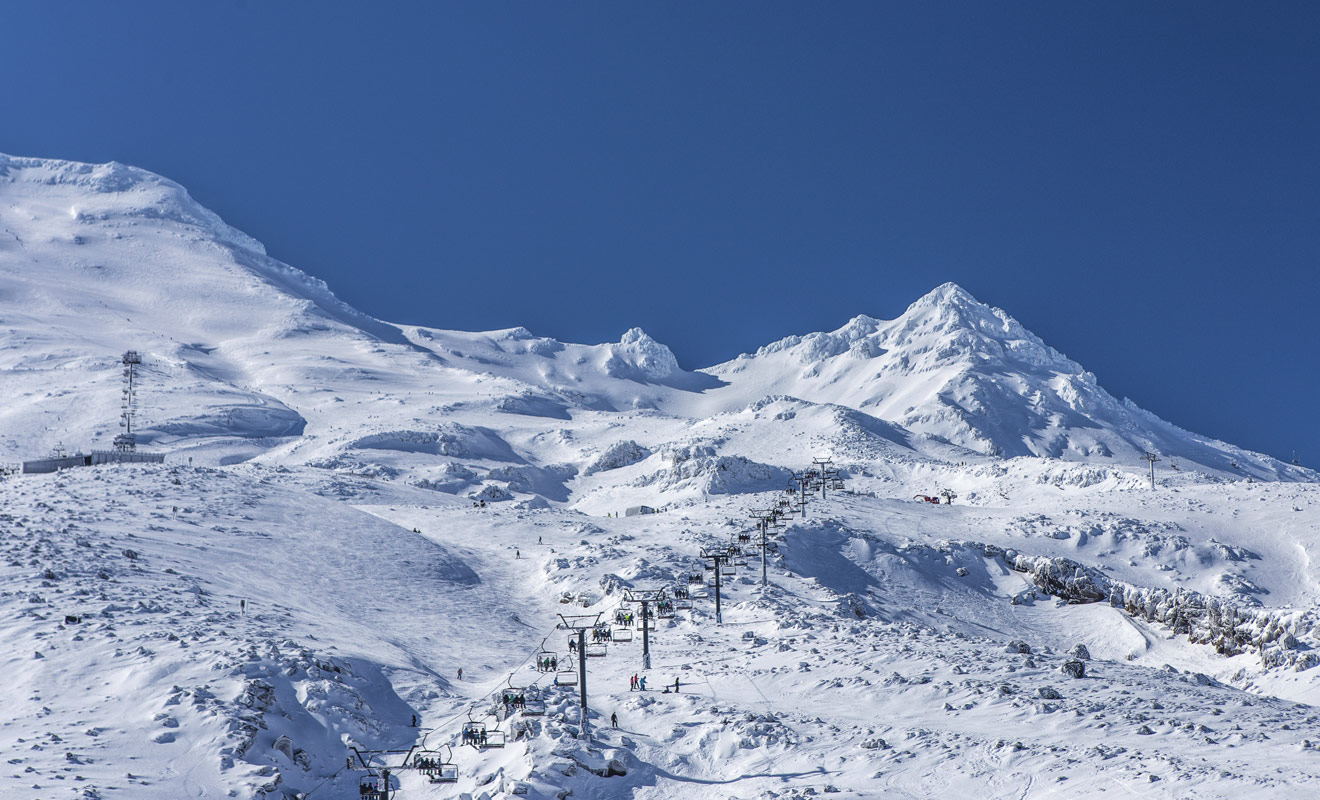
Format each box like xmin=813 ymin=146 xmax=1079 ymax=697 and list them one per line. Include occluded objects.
xmin=501 ymin=691 xmax=527 ymax=710
xmin=629 ymin=673 xmax=680 ymax=693
xmin=591 ymin=626 xmax=613 ymax=643
xmin=537 ymin=654 xmax=559 ymax=671
xmin=461 ymin=726 xmax=490 ymax=747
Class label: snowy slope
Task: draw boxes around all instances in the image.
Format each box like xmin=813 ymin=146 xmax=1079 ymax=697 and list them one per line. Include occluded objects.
xmin=2 ymin=152 xmax=1320 ymax=800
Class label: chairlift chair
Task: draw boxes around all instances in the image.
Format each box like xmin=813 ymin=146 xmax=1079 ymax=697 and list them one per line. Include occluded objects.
xmin=521 ymin=688 xmax=547 ymax=716
xmin=359 ymin=772 xmax=393 ymax=800
xmin=535 ymin=650 xmax=559 ymax=672
xmin=720 ymin=563 xmax=736 ymax=577
xmin=411 ymin=747 xmax=458 ymax=784
xmin=687 ymin=571 xmax=704 ymax=584
xmin=585 ymin=641 xmax=608 ymax=658
xmin=612 ymin=627 xmax=634 ymax=642
xmin=554 ymin=668 xmax=578 ymax=687
xmin=461 ymin=721 xmax=489 ymax=749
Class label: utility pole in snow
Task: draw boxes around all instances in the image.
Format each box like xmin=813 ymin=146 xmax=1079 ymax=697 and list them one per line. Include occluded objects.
xmin=1143 ymin=452 xmax=1159 ymax=489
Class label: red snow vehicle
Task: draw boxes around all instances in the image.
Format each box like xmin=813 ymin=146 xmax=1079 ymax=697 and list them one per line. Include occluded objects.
xmin=913 ymin=495 xmax=941 ymax=504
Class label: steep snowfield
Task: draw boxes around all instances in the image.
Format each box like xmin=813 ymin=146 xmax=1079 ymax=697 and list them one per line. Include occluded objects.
xmin=2 ymin=153 xmax=1319 ymax=799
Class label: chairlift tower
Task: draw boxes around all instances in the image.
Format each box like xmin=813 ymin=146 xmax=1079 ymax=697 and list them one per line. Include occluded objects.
xmin=1143 ymin=452 xmax=1159 ymax=489
xmin=748 ymin=510 xmax=781 ymax=587
xmin=557 ymin=612 xmax=602 ymax=740
xmin=349 ymin=745 xmax=417 ymax=800
xmin=623 ymin=588 xmax=665 ymax=670
xmin=114 ymin=351 xmax=142 ymax=452
xmin=812 ymin=456 xmax=843 ymax=502
xmin=700 ymin=547 xmax=731 ymax=624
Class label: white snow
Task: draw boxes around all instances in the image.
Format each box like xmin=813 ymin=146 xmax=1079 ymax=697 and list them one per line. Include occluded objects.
xmin=2 ymin=153 xmax=1318 ymax=799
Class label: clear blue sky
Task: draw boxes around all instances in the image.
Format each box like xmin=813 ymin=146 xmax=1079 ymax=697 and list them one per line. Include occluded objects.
xmin=3 ymin=2 xmax=1316 ymax=463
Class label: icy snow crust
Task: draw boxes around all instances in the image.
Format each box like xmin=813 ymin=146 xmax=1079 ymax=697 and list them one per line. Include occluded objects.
xmin=2 ymin=153 xmax=1320 ymax=799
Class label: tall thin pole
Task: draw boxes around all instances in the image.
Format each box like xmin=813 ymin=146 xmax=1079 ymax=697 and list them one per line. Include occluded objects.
xmin=713 ymin=558 xmax=722 ymax=624
xmin=1143 ymin=452 xmax=1159 ymax=489
xmin=760 ymin=518 xmax=768 ymax=587
xmin=800 ymin=474 xmax=807 ymax=517
xmin=640 ymin=600 xmax=651 ymax=670
xmin=577 ymin=629 xmax=588 ymax=739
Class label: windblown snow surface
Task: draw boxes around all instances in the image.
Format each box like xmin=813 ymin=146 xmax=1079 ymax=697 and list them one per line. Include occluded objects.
xmin=2 ymin=154 xmax=1319 ymax=800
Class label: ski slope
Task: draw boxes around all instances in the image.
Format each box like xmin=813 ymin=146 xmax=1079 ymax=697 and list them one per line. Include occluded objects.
xmin=1 ymin=153 xmax=1318 ymax=799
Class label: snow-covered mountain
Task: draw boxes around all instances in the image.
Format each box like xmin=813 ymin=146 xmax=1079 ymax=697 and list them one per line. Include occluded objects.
xmin=703 ymin=283 xmax=1305 ymax=478
xmin=3 ymin=153 xmax=1319 ymax=800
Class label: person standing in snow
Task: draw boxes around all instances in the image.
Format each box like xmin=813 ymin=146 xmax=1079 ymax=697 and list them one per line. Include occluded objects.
xmin=457 ymin=667 xmax=463 ymax=680
xmin=673 ymin=677 xmax=680 ymax=693
xmin=611 ymin=712 xmax=618 ymax=728
xmin=639 ymin=676 xmax=646 ymax=691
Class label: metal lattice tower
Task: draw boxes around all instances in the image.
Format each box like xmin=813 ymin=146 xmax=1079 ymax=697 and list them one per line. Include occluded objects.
xmin=114 ymin=351 xmax=142 ymax=452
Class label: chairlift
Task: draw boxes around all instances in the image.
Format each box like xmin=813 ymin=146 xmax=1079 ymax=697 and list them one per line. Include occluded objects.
xmin=461 ymin=720 xmax=506 ymax=749
xmin=720 ymin=563 xmax=736 ymax=577
xmin=612 ymin=627 xmax=634 ymax=643
xmin=411 ymin=746 xmax=458 ymax=784
xmin=687 ymin=572 xmax=704 ymax=584
xmin=553 ymin=668 xmax=579 ymax=687
xmin=522 ymin=689 xmax=547 ymax=716
xmin=358 ymin=772 xmax=393 ymax=800
xmin=674 ymin=594 xmax=693 ymax=609
xmin=535 ymin=650 xmax=559 ymax=673
xmin=656 ymin=601 xmax=675 ymax=618
xmin=585 ymin=641 xmax=608 ymax=658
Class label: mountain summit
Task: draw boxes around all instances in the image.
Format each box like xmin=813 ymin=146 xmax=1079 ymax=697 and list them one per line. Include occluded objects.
xmin=706 ymin=283 xmax=1298 ymax=478
xmin=0 ymin=153 xmax=1303 ymax=481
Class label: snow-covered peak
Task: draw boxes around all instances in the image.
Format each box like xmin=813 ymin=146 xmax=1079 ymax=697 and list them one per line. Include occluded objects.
xmin=604 ymin=327 xmax=680 ymax=381
xmin=0 ymin=153 xmax=267 ymax=256
xmin=704 ymin=284 xmax=1301 ymax=478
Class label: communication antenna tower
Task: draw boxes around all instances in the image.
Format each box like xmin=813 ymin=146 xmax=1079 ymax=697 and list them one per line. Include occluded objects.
xmin=114 ymin=351 xmax=142 ymax=452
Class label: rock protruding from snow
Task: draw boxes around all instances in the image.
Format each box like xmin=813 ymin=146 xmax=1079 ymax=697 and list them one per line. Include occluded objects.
xmin=584 ymin=441 xmax=651 ymax=476
xmin=1061 ymin=660 xmax=1086 ymax=679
